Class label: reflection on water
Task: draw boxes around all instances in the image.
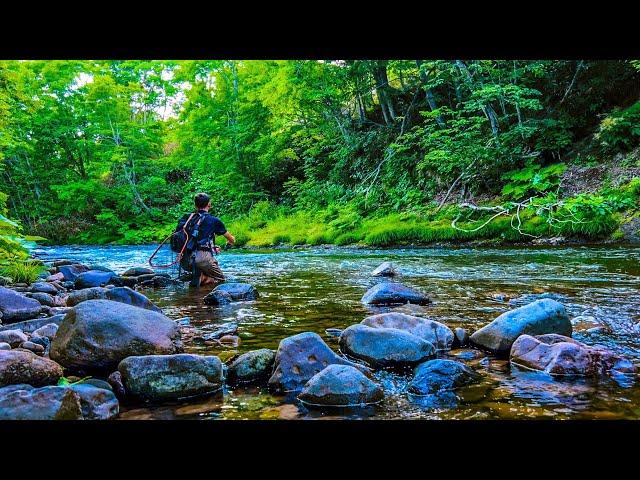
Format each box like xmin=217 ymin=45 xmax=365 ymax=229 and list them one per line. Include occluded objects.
xmin=34 ymin=244 xmax=640 ymax=420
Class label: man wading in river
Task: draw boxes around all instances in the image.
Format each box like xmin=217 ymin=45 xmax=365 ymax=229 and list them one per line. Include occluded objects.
xmin=176 ymin=193 xmax=235 ymax=287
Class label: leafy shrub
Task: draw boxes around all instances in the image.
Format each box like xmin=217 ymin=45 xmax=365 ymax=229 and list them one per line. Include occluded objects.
xmin=596 ymin=101 xmax=640 ymax=153
xmin=1 ymin=259 xmax=45 ymax=284
xmin=501 ymin=162 xmax=567 ymax=200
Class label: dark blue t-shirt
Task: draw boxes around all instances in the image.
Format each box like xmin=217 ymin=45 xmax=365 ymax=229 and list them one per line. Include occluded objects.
xmin=179 ymin=210 xmax=227 ymax=248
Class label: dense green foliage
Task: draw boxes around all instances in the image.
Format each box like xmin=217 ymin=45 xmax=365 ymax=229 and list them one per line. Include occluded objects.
xmin=0 ymin=59 xmax=639 ymax=249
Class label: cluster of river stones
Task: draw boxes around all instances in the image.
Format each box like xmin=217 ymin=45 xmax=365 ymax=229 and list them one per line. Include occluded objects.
xmin=0 ymin=260 xmax=636 ymax=419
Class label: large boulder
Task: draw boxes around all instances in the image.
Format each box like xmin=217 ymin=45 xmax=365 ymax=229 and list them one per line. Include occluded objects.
xmin=298 ymin=364 xmax=384 ymax=407
xmin=122 ymin=267 xmax=154 ymax=277
xmin=339 ymin=324 xmax=435 ymax=369
xmin=57 ymin=264 xmax=89 ymax=282
xmin=510 ymin=334 xmax=636 ymax=376
xmin=50 ymin=299 xmax=182 ymax=374
xmin=68 ymin=383 xmax=119 ymax=419
xmin=0 ymin=350 xmax=63 ymax=387
xmin=361 ymin=282 xmax=431 ymax=306
xmin=203 ymin=282 xmax=259 ymax=305
xmin=469 ymin=299 xmax=571 ymax=354
xmin=268 ymin=332 xmax=370 ymax=393
xmin=30 ymin=282 xmax=59 ymax=295
xmin=407 ymin=359 xmax=482 ymax=396
xmin=0 ymin=385 xmax=83 ymax=420
xmin=74 ymin=270 xmax=118 ymax=289
xmin=371 ymin=261 xmax=397 ymax=277
xmin=226 ymin=349 xmax=276 ymax=385
xmin=118 ymin=354 xmax=223 ymax=401
xmin=0 ymin=287 xmax=42 ymax=323
xmin=361 ymin=313 xmax=454 ymax=351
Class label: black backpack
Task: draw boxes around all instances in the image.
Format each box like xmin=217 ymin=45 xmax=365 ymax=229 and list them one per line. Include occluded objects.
xmin=170 ymin=212 xmax=205 ymax=253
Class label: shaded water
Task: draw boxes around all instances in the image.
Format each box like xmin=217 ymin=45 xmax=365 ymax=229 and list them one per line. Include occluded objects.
xmin=35 ymin=244 xmax=640 ymax=420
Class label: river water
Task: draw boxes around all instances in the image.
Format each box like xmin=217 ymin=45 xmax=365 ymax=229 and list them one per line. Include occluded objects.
xmin=34 ymin=244 xmax=640 ymax=420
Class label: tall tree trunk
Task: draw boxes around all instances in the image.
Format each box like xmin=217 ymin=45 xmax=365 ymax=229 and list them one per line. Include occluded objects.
xmin=416 ymin=60 xmax=447 ymax=128
xmin=455 ymin=60 xmax=500 ymax=137
xmin=372 ymin=61 xmax=396 ymax=124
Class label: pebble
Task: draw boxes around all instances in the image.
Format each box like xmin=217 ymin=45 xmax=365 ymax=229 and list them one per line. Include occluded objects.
xmin=0 ymin=342 xmax=11 ymax=350
xmin=218 ymin=335 xmax=241 ymax=348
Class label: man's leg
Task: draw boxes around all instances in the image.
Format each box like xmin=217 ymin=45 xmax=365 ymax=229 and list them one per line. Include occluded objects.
xmin=194 ymin=250 xmax=225 ymax=287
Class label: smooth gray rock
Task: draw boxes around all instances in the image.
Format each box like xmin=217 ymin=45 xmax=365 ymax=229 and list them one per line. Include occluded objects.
xmin=0 ymin=287 xmax=42 ymax=323
xmin=119 ymin=354 xmax=223 ymax=401
xmin=50 ymin=299 xmax=182 ymax=374
xmin=298 ymin=364 xmax=384 ymax=407
xmin=32 ymin=323 xmax=59 ymax=339
xmin=68 ymin=383 xmax=119 ymax=419
xmin=66 ymin=286 xmax=161 ymax=312
xmin=361 ymin=313 xmax=454 ymax=350
xmin=0 ymin=342 xmax=10 ymax=350
xmin=74 ymin=270 xmax=118 ymax=289
xmin=361 ymin=282 xmax=431 ymax=306
xmin=339 ymin=324 xmax=436 ymax=369
xmin=371 ymin=261 xmax=397 ymax=277
xmin=470 ymin=299 xmax=571 ymax=354
xmin=57 ymin=264 xmax=89 ymax=282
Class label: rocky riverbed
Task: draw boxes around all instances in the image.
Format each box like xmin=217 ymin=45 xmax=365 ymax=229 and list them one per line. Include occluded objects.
xmin=1 ymin=244 xmax=639 ymax=420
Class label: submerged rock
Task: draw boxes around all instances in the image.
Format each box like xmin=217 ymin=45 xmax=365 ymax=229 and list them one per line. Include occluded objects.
xmin=226 ymin=349 xmax=276 ymax=385
xmin=371 ymin=261 xmax=397 ymax=277
xmin=74 ymin=270 xmax=118 ymax=289
xmin=118 ymin=354 xmax=223 ymax=401
xmin=510 ymin=334 xmax=636 ymax=377
xmin=0 ymin=287 xmax=42 ymax=323
xmin=268 ymin=332 xmax=369 ymax=393
xmin=0 ymin=385 xmax=83 ymax=420
xmin=407 ymin=359 xmax=482 ymax=396
xmin=339 ymin=324 xmax=435 ymax=369
xmin=361 ymin=282 xmax=431 ymax=306
xmin=0 ymin=350 xmax=63 ymax=387
xmin=203 ymin=283 xmax=259 ymax=305
xmin=361 ymin=313 xmax=454 ymax=350
xmin=50 ymin=299 xmax=182 ymax=374
xmin=452 ymin=328 xmax=469 ymax=348
xmin=202 ymin=322 xmax=238 ymax=340
xmin=469 ymin=299 xmax=571 ymax=354
xmin=298 ymin=364 xmax=384 ymax=407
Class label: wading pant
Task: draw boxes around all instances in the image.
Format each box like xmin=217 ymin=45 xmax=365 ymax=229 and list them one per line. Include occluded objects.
xmin=194 ymin=250 xmax=225 ymax=285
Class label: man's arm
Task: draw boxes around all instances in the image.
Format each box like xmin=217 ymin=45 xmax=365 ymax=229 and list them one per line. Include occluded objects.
xmin=223 ymin=231 xmax=236 ymax=245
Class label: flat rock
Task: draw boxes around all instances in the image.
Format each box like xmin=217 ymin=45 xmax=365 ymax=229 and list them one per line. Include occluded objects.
xmin=0 ymin=315 xmax=65 ymax=334
xmin=361 ymin=313 xmax=454 ymax=350
xmin=50 ymin=299 xmax=182 ymax=374
xmin=510 ymin=334 xmax=636 ymax=376
xmin=361 ymin=282 xmax=431 ymax=306
xmin=119 ymin=354 xmax=223 ymax=401
xmin=298 ymin=364 xmax=384 ymax=407
xmin=339 ymin=324 xmax=435 ymax=369
xmin=268 ymin=332 xmax=370 ymax=393
xmin=470 ymin=299 xmax=571 ymax=354
xmin=0 ymin=287 xmax=42 ymax=323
